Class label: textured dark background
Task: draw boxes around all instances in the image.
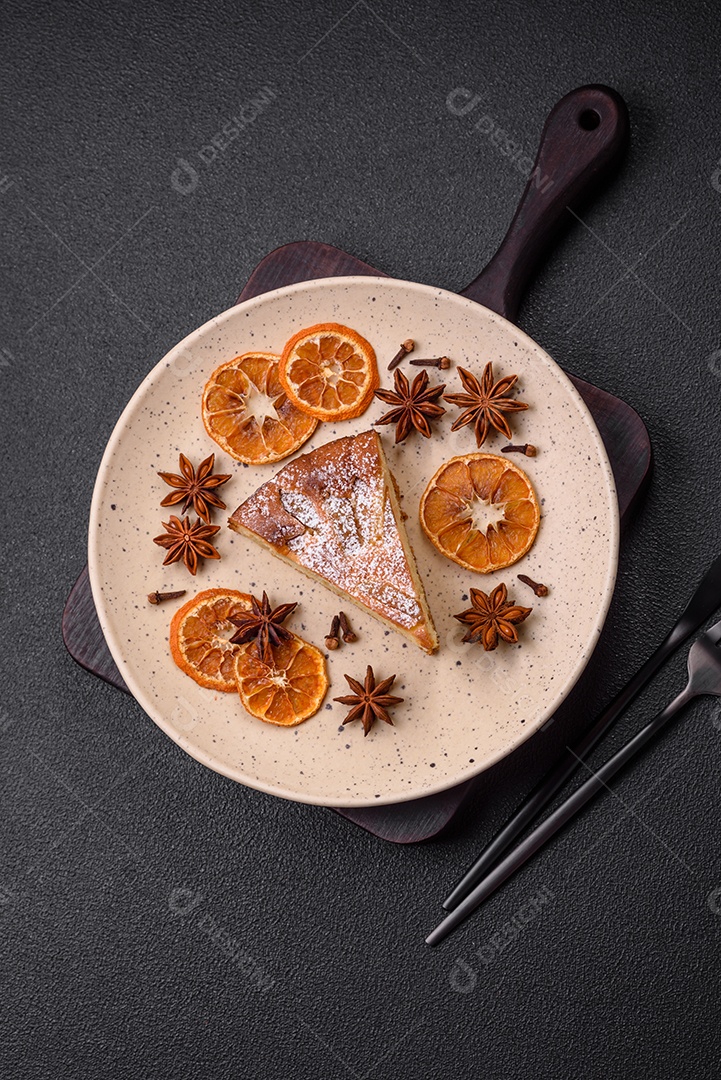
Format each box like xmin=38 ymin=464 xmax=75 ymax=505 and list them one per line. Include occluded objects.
xmin=3 ymin=0 xmax=721 ymax=1076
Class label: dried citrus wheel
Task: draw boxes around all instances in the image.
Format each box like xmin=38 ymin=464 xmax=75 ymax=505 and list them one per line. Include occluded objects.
xmin=278 ymin=323 xmax=379 ymax=422
xmin=233 ymin=634 xmax=328 ymax=726
xmin=202 ymin=352 xmax=317 ymax=464
xmin=419 ymin=453 xmax=540 ymax=574
xmin=170 ymin=588 xmax=253 ymax=692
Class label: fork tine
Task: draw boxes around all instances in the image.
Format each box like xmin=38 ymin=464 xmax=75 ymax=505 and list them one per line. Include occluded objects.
xmin=705 ymin=617 xmax=721 ymax=645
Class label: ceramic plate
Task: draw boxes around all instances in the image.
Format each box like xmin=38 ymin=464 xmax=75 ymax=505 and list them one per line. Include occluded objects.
xmin=88 ymin=277 xmax=619 ymax=807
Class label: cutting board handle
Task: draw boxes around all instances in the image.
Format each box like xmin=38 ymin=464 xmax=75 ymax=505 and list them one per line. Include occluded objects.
xmin=460 ymin=84 xmax=629 ymax=321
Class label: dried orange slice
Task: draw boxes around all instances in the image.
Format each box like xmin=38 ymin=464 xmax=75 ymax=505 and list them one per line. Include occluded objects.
xmin=233 ymin=635 xmax=328 ymax=726
xmin=170 ymin=588 xmax=253 ymax=692
xmin=420 ymin=453 xmax=540 ymax=573
xmin=278 ymin=323 xmax=379 ymax=422
xmin=202 ymin=352 xmax=317 ymax=464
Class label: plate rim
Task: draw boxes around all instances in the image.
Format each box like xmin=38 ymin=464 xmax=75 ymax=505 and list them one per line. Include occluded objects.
xmin=88 ymin=274 xmax=620 ymax=807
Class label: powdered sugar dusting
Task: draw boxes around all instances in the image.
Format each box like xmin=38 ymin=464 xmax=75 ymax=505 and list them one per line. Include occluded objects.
xmin=279 ymin=491 xmax=323 ymax=531
xmin=235 ymin=431 xmax=424 ymax=630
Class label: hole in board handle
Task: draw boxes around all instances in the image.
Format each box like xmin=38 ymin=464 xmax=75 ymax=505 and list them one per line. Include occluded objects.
xmin=578 ymin=109 xmax=601 ymax=131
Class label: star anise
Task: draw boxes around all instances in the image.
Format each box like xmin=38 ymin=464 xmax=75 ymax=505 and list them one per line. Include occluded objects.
xmin=228 ymin=591 xmax=297 ymax=660
xmin=454 ymin=583 xmax=532 ymax=651
xmin=374 ymin=368 xmax=446 ymax=443
xmin=153 ymin=515 xmax=221 ymax=575
xmin=158 ymin=453 xmax=231 ymax=522
xmin=444 ymin=362 xmax=528 ymax=447
xmin=334 ymin=665 xmax=404 ymax=736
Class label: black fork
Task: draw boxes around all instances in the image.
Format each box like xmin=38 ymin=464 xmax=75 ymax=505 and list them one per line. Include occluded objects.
xmin=426 ymin=618 xmax=721 ymax=945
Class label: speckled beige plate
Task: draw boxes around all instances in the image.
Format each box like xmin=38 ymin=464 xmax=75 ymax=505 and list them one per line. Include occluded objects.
xmin=89 ymin=277 xmax=619 ymax=807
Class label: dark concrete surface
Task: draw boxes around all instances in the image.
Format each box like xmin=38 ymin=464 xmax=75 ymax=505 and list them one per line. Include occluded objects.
xmin=2 ymin=1 xmax=721 ymax=1076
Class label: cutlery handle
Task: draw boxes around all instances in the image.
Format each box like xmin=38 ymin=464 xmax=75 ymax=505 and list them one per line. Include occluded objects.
xmin=443 ymin=626 xmax=686 ymax=912
xmin=427 ymin=685 xmax=695 ymax=946
xmin=460 ymin=85 xmax=629 ymax=321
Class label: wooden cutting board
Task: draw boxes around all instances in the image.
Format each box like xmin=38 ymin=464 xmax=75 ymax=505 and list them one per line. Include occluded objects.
xmin=62 ymin=86 xmax=652 ymax=842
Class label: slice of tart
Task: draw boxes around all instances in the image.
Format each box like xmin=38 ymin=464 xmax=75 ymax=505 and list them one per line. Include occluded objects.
xmin=228 ymin=430 xmax=438 ymax=653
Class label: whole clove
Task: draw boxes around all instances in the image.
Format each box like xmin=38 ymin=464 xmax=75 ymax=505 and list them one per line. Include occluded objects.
xmin=517 ymin=574 xmax=548 ymax=597
xmin=502 ymin=443 xmax=537 ymax=457
xmin=338 ymin=611 xmax=357 ymax=643
xmin=148 ymin=589 xmax=187 ymax=605
xmin=409 ymin=356 xmax=451 ymax=370
xmin=325 ymin=614 xmax=341 ymax=650
xmin=387 ymin=339 xmax=415 ymax=371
